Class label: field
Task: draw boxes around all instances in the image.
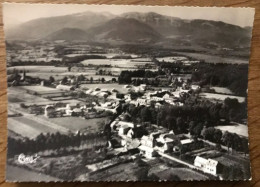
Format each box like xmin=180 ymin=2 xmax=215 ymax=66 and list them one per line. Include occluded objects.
xmin=80 ymin=58 xmax=153 ymax=68
xmin=155 ymin=168 xmax=209 ymax=181
xmin=86 ymin=161 xmax=143 ymax=181
xmin=215 ymin=123 xmax=248 ymax=137
xmin=8 ymin=87 xmax=50 ymax=104
xmin=199 ymin=93 xmax=245 ymax=103
xmin=46 ymin=116 xmax=109 ymax=132
xmin=211 ymin=87 xmax=233 ymax=94
xmin=156 ymin=56 xmax=188 ymax=62
xmin=176 ymin=52 xmax=249 ymax=64
xmin=80 ymin=83 xmax=129 ymax=94
xmin=20 ymin=85 xmax=61 ymax=94
xmin=6 ymin=165 xmax=60 ymax=182
xmin=8 ymin=116 xmax=60 ymax=138
xmin=7 ymin=66 xmax=68 ymax=73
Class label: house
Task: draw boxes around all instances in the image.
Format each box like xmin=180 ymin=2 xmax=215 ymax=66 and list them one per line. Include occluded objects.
xmin=107 ymin=138 xmax=121 ymax=149
xmin=150 ymin=96 xmax=164 ymax=102
xmin=155 ymin=142 xmax=174 ymax=153
xmin=71 ymin=108 xmax=83 ymax=116
xmin=136 ymin=98 xmax=147 ymax=106
xmin=173 ymin=138 xmax=194 ymax=152
xmin=118 ymin=125 xmax=131 ymax=136
xmin=44 ymin=105 xmax=56 ymax=118
xmin=126 ymin=126 xmax=147 ymax=139
xmin=191 ymin=85 xmax=201 ymax=91
xmin=56 ymin=84 xmax=74 ymax=91
xmin=138 ymin=145 xmax=157 ymax=158
xmin=194 ymin=156 xmax=220 ymax=175
xmin=140 ymin=135 xmax=155 ymax=148
xmin=156 ymin=133 xmax=175 ymax=144
xmin=163 ymin=93 xmax=171 ymax=99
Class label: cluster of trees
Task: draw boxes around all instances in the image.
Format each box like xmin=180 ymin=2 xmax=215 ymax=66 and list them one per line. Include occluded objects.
xmin=7 ymin=132 xmax=107 ymax=157
xmin=184 ymin=96 xmax=246 ymax=123
xmin=63 ymin=55 xmax=106 ymax=64
xmin=202 ymin=127 xmax=249 ymax=154
xmin=192 ymin=63 xmax=248 ymax=96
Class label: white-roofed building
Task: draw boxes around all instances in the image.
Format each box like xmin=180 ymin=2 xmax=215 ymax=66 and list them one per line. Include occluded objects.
xmin=138 ymin=145 xmax=157 ymax=158
xmin=56 ymin=84 xmax=74 ymax=91
xmin=194 ymin=156 xmax=220 ymax=175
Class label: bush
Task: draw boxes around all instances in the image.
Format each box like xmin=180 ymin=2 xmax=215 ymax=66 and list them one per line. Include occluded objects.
xmin=19 ymin=103 xmax=27 ymax=108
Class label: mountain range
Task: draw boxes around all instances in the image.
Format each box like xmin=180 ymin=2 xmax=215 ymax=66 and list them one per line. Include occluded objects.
xmin=5 ymin=11 xmax=252 ymax=48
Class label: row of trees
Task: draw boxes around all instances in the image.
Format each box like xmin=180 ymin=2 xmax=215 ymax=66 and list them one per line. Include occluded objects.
xmin=8 ymin=132 xmax=107 ymax=157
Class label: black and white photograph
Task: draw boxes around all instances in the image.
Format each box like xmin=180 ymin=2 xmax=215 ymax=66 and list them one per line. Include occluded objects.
xmin=3 ymin=3 xmax=255 ymax=182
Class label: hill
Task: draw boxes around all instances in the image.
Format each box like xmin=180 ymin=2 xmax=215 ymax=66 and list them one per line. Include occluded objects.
xmin=45 ymin=28 xmax=90 ymax=41
xmin=86 ymin=17 xmax=162 ymax=43
xmin=5 ymin=11 xmax=114 ymax=40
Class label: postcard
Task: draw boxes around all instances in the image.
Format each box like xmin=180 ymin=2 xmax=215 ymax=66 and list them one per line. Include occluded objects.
xmin=3 ymin=3 xmax=255 ymax=182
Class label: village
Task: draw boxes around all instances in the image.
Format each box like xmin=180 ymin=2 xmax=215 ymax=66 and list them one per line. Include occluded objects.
xmin=6 ymin=42 xmax=250 ymax=180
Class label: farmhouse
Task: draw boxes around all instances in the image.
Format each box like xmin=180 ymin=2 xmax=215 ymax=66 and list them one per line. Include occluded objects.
xmin=138 ymin=145 xmax=157 ymax=158
xmin=44 ymin=105 xmax=56 ymax=118
xmin=140 ymin=135 xmax=155 ymax=148
xmin=56 ymin=84 xmax=74 ymax=91
xmin=126 ymin=126 xmax=147 ymax=139
xmin=194 ymin=156 xmax=221 ymax=175
xmin=155 ymin=142 xmax=174 ymax=153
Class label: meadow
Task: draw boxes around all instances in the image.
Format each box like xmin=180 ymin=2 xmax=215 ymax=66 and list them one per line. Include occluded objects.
xmin=176 ymin=52 xmax=248 ymax=64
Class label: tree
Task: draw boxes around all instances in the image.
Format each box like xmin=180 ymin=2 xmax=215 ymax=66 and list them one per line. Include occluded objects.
xmin=112 ymin=78 xmax=117 ymax=83
xmin=202 ymin=127 xmax=215 ymax=142
xmin=192 ymin=123 xmax=203 ymax=138
xmin=118 ymin=71 xmax=131 ymax=84
xmin=90 ymin=77 xmax=93 ymax=83
xmin=213 ymin=129 xmax=222 ymax=143
xmin=61 ymin=76 xmax=68 ymax=84
xmin=140 ymin=107 xmax=152 ymax=123
xmin=241 ymin=138 xmax=249 ymax=156
xmin=222 ymin=132 xmax=233 ymax=153
xmin=101 ymin=77 xmax=105 ymax=83
xmin=49 ymin=76 xmax=55 ymax=83
xmin=77 ymin=74 xmax=85 ymax=82
xmin=176 ymin=117 xmax=185 ymax=133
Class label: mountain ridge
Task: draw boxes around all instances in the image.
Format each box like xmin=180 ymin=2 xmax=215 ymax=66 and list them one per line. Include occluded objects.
xmin=5 ymin=11 xmax=252 ymax=48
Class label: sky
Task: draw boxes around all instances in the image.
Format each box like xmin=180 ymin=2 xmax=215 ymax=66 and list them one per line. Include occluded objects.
xmin=3 ymin=3 xmax=255 ymax=29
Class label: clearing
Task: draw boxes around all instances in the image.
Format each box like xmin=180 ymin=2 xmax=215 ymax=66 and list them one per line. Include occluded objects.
xmin=176 ymin=52 xmax=248 ymax=64
xmin=199 ymin=93 xmax=245 ymax=103
xmin=215 ymin=123 xmax=248 ymax=137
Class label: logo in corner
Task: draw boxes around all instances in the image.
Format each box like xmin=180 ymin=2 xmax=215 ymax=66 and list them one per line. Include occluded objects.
xmin=18 ymin=153 xmax=40 ymax=164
